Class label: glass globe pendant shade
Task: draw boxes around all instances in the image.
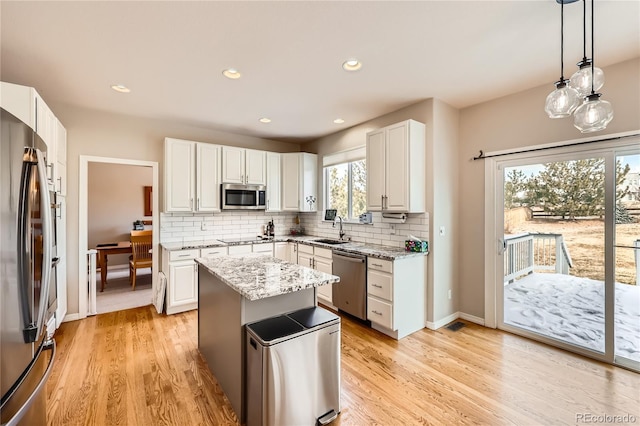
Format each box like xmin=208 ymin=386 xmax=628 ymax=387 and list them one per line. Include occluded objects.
xmin=569 ymin=61 xmax=605 ymax=96
xmin=573 ymin=93 xmax=614 ymax=133
xmin=545 ymin=81 xmax=581 ymax=118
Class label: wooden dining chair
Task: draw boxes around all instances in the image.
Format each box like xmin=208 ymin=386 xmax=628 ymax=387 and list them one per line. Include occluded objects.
xmin=129 ymin=230 xmax=152 ymax=290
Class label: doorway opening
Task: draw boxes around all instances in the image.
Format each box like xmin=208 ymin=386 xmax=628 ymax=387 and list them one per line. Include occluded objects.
xmin=78 ymin=156 xmax=159 ymax=318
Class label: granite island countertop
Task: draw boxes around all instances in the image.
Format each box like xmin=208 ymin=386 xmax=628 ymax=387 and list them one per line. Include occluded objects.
xmin=195 ymin=255 xmax=340 ymax=301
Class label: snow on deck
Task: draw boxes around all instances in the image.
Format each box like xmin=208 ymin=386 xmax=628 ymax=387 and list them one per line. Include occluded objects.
xmin=504 ymin=273 xmax=640 ymax=362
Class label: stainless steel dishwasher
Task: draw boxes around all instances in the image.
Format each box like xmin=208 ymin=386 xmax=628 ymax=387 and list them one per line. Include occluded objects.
xmin=332 ymin=250 xmax=367 ymax=320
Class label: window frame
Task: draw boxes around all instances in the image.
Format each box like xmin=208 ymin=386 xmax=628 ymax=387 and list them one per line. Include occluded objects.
xmin=323 ymin=158 xmax=366 ymax=223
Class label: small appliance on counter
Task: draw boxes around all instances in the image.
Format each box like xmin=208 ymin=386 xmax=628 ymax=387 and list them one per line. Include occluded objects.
xmin=358 ymin=212 xmax=372 ymax=224
xmin=133 ymin=220 xmax=144 ymax=230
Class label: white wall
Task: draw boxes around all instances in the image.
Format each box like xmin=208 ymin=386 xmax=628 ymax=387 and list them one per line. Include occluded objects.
xmin=88 ymin=162 xmax=153 ymax=267
xmin=457 ymin=57 xmax=640 ymax=319
xmin=49 ymin=104 xmax=301 ymax=317
xmin=302 ymin=98 xmax=461 ymax=328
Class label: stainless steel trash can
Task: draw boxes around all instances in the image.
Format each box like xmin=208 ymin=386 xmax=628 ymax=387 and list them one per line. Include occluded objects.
xmin=246 ymin=306 xmax=341 ymax=426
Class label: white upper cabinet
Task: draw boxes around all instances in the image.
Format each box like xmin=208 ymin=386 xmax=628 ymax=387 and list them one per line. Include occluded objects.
xmin=0 ymin=81 xmax=37 ymax=130
xmin=222 ymin=147 xmax=266 ymax=185
xmin=197 ymin=143 xmax=221 ymax=212
xmin=55 ymin=119 xmax=67 ymax=196
xmin=266 ymin=152 xmax=281 ymax=212
xmin=366 ymin=119 xmax=425 ymax=213
xmin=164 ymin=138 xmax=221 ymax=213
xmin=281 ymin=153 xmax=317 ymax=212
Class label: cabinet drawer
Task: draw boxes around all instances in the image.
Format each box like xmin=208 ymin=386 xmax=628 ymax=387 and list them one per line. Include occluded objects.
xmin=367 ymin=270 xmax=393 ymax=301
xmin=298 ymin=243 xmax=314 ymax=255
xmin=252 ymin=243 xmax=274 ymax=254
xmin=368 ymin=258 xmax=392 ymax=273
xmin=200 ymin=247 xmax=227 ymax=257
xmin=314 ymin=247 xmax=332 ymax=260
xmin=367 ymin=297 xmax=393 ymax=329
xmin=169 ymin=249 xmax=199 ymax=261
xmin=228 ymin=244 xmax=252 ymax=255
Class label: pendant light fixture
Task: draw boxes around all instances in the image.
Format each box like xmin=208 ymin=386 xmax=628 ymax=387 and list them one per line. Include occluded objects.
xmin=569 ymin=0 xmax=605 ymax=96
xmin=545 ymin=0 xmax=580 ymax=118
xmin=573 ymin=0 xmax=613 ymax=132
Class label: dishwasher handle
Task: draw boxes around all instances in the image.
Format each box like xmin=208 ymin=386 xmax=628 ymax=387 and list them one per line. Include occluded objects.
xmin=333 ymin=251 xmax=365 ymax=263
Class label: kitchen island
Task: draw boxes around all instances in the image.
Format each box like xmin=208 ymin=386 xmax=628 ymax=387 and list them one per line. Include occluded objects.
xmin=196 ymin=254 xmax=340 ymax=423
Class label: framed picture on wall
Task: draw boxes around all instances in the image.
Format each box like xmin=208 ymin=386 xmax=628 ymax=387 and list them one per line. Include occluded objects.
xmin=144 ymin=186 xmax=152 ymax=216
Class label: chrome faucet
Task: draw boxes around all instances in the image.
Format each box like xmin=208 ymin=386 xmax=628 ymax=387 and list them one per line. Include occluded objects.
xmin=334 ymin=216 xmax=345 ymax=240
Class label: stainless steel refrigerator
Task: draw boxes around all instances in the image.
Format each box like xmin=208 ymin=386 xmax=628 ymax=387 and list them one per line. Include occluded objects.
xmin=1 ymin=108 xmax=57 ymax=426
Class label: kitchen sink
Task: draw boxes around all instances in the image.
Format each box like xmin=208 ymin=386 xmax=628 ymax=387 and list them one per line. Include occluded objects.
xmin=313 ymin=239 xmax=349 ymax=245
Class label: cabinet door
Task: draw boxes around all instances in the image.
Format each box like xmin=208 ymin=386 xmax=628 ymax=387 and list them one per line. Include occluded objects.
xmin=165 ymin=139 xmax=195 ymax=212
xmin=55 ymin=198 xmax=67 ymax=329
xmin=274 ymin=242 xmax=289 ymax=261
xmin=384 ymin=122 xmax=409 ymax=212
xmin=297 ymin=252 xmax=313 ymax=268
xmin=245 ymin=149 xmax=266 ymax=185
xmin=196 ymin=143 xmax=221 ymax=212
xmin=281 ymin=153 xmax=300 ymax=211
xmin=266 ymin=152 xmax=281 ymax=211
xmin=366 ymin=129 xmax=385 ymax=211
xmin=288 ymin=243 xmax=298 ymax=264
xmin=169 ymin=261 xmax=198 ymax=307
xmin=55 ymin=120 xmax=67 ymax=196
xmin=300 ymin=153 xmax=317 ymax=212
xmin=314 ymin=256 xmax=333 ymax=302
xmin=222 ymin=146 xmax=245 ymax=184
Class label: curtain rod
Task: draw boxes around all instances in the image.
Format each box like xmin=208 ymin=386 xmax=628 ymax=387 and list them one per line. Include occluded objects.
xmin=472 ymin=133 xmax=640 ymax=161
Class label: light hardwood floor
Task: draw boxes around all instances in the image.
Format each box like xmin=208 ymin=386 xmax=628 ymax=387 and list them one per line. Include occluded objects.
xmin=47 ymin=306 xmax=639 ymax=425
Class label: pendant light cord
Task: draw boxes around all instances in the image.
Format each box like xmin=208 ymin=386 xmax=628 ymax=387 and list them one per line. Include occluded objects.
xmin=560 ymin=1 xmax=565 ymax=81
xmin=582 ymin=0 xmax=587 ymax=62
xmin=591 ymin=0 xmax=595 ymax=94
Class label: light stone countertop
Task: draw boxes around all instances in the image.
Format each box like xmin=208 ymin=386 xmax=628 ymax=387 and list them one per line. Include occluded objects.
xmin=195 ymin=255 xmax=340 ymax=301
xmin=163 ymin=235 xmax=427 ymax=260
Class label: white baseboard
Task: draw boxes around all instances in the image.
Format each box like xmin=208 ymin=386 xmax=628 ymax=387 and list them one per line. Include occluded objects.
xmin=426 ymin=311 xmax=486 ymax=330
xmin=458 ymin=312 xmax=485 ymax=326
xmin=426 ymin=311 xmax=459 ymax=330
xmin=63 ymin=313 xmax=82 ymax=323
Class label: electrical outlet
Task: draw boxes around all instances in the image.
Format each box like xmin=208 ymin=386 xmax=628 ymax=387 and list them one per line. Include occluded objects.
xmin=448 ymin=289 xmax=452 ymax=300
xmin=201 ymin=222 xmax=207 ymax=231
xmin=390 ymin=224 xmax=396 ymax=235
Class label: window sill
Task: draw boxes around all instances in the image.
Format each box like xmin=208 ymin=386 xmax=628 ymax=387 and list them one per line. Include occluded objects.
xmin=322 ymin=219 xmax=372 ymax=226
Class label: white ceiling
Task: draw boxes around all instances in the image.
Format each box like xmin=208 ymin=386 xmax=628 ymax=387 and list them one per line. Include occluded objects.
xmin=1 ymin=1 xmax=639 ymax=143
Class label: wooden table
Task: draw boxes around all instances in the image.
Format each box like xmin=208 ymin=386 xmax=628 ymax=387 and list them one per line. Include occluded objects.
xmin=95 ymin=241 xmax=131 ymax=291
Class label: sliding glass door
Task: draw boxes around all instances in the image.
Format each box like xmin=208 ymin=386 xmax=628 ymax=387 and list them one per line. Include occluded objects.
xmin=613 ymin=152 xmax=640 ymax=369
xmin=495 ymin=141 xmax=639 ymax=371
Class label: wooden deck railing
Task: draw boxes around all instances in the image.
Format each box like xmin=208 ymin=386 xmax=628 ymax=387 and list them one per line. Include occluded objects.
xmin=504 ymin=233 xmax=573 ymax=283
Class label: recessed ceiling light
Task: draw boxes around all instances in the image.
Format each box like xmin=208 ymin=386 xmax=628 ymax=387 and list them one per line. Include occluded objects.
xmin=259 ymin=117 xmax=271 ymax=123
xmin=111 ymin=84 xmax=131 ymax=93
xmin=333 ymin=118 xmax=345 ymax=124
xmin=222 ymin=68 xmax=242 ymax=79
xmin=342 ymin=59 xmax=362 ymax=72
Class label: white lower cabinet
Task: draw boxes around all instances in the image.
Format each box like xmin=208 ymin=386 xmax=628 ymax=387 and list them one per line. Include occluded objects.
xmin=274 ymin=242 xmax=289 ymax=261
xmin=366 ymin=255 xmax=426 ymax=339
xmin=252 ymin=243 xmax=274 ymax=256
xmin=297 ymin=244 xmax=334 ymax=307
xmin=228 ymin=244 xmax=253 ymax=255
xmin=162 ymin=246 xmax=228 ymax=315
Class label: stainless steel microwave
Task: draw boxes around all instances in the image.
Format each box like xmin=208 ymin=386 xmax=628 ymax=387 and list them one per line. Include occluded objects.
xmin=221 ymin=183 xmax=266 ymax=210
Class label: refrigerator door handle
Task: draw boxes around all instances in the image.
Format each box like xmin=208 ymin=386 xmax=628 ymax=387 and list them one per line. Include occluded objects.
xmin=34 ymin=148 xmax=53 ymax=342
xmin=16 ymin=148 xmax=36 ymax=343
xmin=1 ymin=340 xmax=56 ymax=426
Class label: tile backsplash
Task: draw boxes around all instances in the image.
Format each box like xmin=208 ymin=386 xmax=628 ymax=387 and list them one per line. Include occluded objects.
xmin=160 ymin=209 xmax=429 ymax=249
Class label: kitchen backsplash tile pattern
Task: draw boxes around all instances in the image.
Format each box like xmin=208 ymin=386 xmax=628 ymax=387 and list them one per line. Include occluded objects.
xmin=160 ymin=210 xmax=429 ymax=247
xmin=299 ymin=211 xmax=429 ymax=248
xmin=160 ymin=210 xmax=429 ymax=248
xmin=160 ymin=211 xmax=301 ymax=243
